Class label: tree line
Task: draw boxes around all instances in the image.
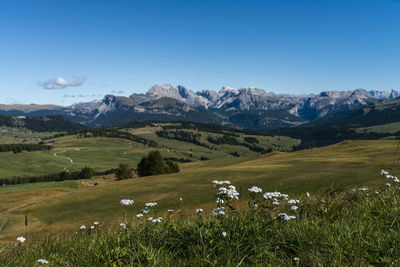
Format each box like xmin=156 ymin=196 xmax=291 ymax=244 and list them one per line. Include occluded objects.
xmin=156 ymin=130 xmax=211 ymax=149
xmin=79 ymin=128 xmax=158 ymax=147
xmin=0 ymin=143 xmax=53 ymax=154
xmin=0 ymin=167 xmax=115 ymax=186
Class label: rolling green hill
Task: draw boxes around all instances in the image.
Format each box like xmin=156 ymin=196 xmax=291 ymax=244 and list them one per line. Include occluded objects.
xmin=0 ymin=139 xmax=397 ymax=242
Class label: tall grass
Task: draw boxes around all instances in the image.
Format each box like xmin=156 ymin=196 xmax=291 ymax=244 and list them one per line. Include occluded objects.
xmin=1 ymin=177 xmax=400 ymax=266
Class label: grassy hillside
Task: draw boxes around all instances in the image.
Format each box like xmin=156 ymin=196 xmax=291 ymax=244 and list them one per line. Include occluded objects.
xmin=1 ymin=167 xmax=400 ymax=266
xmin=0 ymin=140 xmax=398 ymax=243
xmin=0 ymin=123 xmax=299 ymax=180
xmin=355 ymin=121 xmax=400 ymax=134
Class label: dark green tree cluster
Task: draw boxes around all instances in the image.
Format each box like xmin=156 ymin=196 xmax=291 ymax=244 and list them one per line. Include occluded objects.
xmin=244 ymin=137 xmax=259 ymax=144
xmin=207 ymin=134 xmax=240 ymax=145
xmin=0 ymin=166 xmax=99 ymax=185
xmin=137 ymin=150 xmax=180 ymax=177
xmin=156 ymin=130 xmax=210 ymax=148
xmin=115 ymin=163 xmax=133 ymax=180
xmin=0 ymin=144 xmax=53 ymax=154
xmin=79 ymin=129 xmax=158 ymax=147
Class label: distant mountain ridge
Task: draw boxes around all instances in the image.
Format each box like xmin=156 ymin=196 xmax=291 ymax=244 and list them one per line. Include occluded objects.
xmin=0 ymin=84 xmax=399 ymax=129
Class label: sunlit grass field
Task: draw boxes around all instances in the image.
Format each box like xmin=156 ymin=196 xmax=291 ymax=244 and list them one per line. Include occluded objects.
xmin=2 ymin=168 xmax=400 ymax=266
xmin=0 ymin=139 xmax=398 ymax=244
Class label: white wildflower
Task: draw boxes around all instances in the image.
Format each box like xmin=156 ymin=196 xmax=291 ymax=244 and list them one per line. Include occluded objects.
xmin=221 ymin=231 xmax=227 ymax=238
xmin=17 ymin=236 xmax=25 ymax=243
xmin=288 ymin=199 xmax=300 ymax=204
xmin=120 ymin=199 xmax=134 ymax=206
xmin=145 ymin=202 xmax=157 ymax=207
xmin=213 ymin=180 xmax=231 ymax=187
xmin=37 ymin=259 xmax=49 ymax=264
xmin=218 ymin=185 xmax=240 ymax=200
xmin=381 ymin=170 xmax=389 ymax=176
xmin=385 ymin=183 xmax=391 ymax=187
xmin=375 ymin=191 xmax=379 ymax=194
xmin=141 ymin=208 xmax=150 ymax=214
xmin=80 ymin=225 xmax=86 ymax=230
xmin=263 ymin=192 xmax=289 ymax=201
xmin=276 ymin=213 xmax=296 ymax=221
xmin=168 ymin=209 xmax=174 ymax=213
xmin=216 ymin=198 xmax=224 ymax=204
xmin=291 ymin=205 xmax=298 ymax=211
xmin=359 ymin=188 xmax=368 ymax=191
xmin=196 ymin=208 xmax=204 ymax=213
xmin=93 ymin=221 xmax=99 ymax=225
xmin=212 ymin=207 xmax=225 ymax=216
xmin=152 ymin=217 xmax=163 ymax=223
xmin=119 ymin=223 xmax=126 ymax=229
xmin=136 ymin=213 xmax=143 ymax=218
xmin=179 ymin=197 xmax=183 ymax=201
xmin=306 ymin=192 xmax=310 ymax=197
xmin=272 ymin=201 xmax=280 ymax=206
xmin=293 ymin=257 xmax=300 ymax=262
xmin=248 ymin=186 xmax=262 ymax=194
xmin=90 ymin=226 xmax=95 ymax=230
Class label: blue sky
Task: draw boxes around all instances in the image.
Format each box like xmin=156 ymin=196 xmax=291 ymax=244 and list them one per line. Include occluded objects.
xmin=0 ymin=0 xmax=399 ymax=105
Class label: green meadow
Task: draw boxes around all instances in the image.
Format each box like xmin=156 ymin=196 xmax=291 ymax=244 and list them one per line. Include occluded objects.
xmin=0 ymin=139 xmax=398 ymax=243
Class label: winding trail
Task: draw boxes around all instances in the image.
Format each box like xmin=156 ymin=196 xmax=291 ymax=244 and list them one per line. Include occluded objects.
xmin=54 ymin=151 xmax=74 ymax=172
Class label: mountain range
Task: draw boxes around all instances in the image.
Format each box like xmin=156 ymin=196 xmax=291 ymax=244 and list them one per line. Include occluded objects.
xmin=1 ymin=84 xmax=399 ymax=129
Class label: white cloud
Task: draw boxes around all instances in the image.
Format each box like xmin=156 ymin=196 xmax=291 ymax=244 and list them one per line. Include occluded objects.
xmin=40 ymin=76 xmax=85 ymax=89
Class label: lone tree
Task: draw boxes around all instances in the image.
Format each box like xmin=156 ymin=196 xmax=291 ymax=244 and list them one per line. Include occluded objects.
xmin=137 ymin=150 xmax=180 ymax=177
xmin=115 ymin=163 xmax=133 ymax=180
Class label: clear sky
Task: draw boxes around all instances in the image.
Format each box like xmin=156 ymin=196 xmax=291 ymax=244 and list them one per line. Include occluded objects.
xmin=0 ymin=0 xmax=399 ymax=105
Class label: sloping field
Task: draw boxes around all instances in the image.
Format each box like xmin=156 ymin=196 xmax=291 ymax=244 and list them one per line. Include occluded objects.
xmin=0 ymin=140 xmax=398 ymax=242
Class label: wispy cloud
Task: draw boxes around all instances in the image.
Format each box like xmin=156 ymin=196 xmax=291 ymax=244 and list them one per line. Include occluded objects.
xmin=40 ymin=76 xmax=85 ymax=89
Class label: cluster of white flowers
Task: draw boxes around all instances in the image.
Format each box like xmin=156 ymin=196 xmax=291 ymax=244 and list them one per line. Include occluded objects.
xmin=196 ymin=208 xmax=204 ymax=213
xmin=248 ymin=186 xmax=262 ymax=194
xmin=80 ymin=225 xmax=86 ymax=230
xmin=145 ymin=202 xmax=157 ymax=207
xmin=141 ymin=208 xmax=150 ymax=214
xmin=37 ymin=259 xmax=49 ymax=265
xmin=263 ymin=192 xmax=289 ymax=201
xmin=272 ymin=201 xmax=280 ymax=206
xmin=17 ymin=236 xmax=25 ymax=243
xmin=291 ymin=205 xmax=299 ymax=211
xmin=382 ymin=170 xmax=400 ymax=183
xmin=120 ymin=223 xmax=127 ymax=229
xmin=276 ymin=213 xmax=296 ymax=221
xmin=136 ymin=213 xmax=143 ymax=218
xmin=216 ymin=197 xmax=224 ymax=204
xmin=212 ymin=207 xmax=225 ymax=216
xmin=288 ymin=199 xmax=300 ymax=204
xmin=151 ymin=217 xmax=163 ymax=223
xmin=120 ymin=199 xmax=134 ymax=206
xmin=212 ymin=180 xmax=231 ymax=187
xmin=217 ymin=185 xmax=240 ymax=200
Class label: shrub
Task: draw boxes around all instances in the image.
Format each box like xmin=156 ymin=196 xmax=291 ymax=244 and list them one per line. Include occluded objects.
xmin=115 ymin=163 xmax=133 ymax=180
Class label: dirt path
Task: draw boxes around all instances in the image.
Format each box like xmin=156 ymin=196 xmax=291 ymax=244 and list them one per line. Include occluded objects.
xmin=54 ymin=151 xmax=74 ymax=171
